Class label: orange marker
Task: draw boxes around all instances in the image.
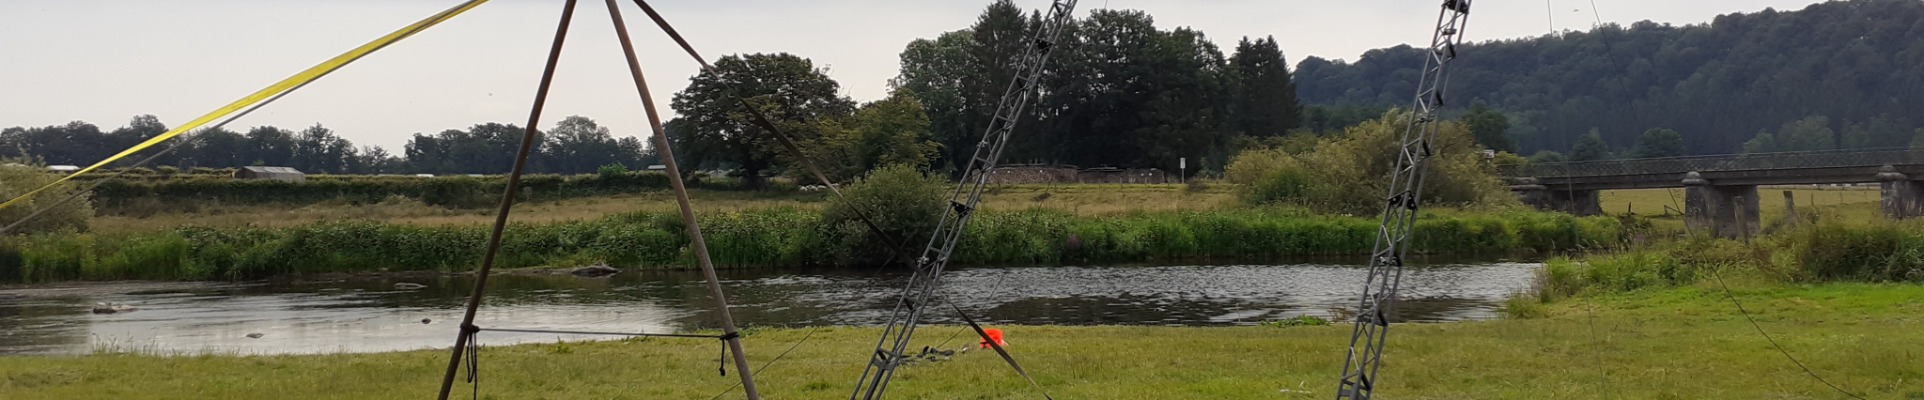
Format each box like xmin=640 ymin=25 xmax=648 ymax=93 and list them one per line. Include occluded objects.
xmin=978 ymin=328 xmax=1008 ymax=349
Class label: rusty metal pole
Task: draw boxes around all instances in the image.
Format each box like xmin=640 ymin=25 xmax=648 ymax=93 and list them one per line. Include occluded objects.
xmin=601 ymin=0 xmax=760 ymax=397
xmin=436 ymin=1 xmax=579 ymax=398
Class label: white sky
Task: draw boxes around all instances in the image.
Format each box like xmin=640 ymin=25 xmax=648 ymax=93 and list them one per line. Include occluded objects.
xmin=0 ymin=0 xmax=1827 ymax=151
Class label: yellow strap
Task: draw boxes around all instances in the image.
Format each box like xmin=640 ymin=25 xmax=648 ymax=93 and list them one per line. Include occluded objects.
xmin=0 ymin=0 xmax=491 ymax=211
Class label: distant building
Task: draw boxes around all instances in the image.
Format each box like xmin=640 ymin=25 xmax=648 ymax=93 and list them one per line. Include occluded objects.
xmin=233 ymin=166 xmax=306 ymax=182
xmin=47 ymin=165 xmax=80 ymax=172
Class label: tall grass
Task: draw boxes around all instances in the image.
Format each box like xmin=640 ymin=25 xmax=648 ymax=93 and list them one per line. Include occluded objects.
xmin=1527 ymin=220 xmax=1924 ymax=305
xmin=0 ymin=208 xmax=1622 ymax=283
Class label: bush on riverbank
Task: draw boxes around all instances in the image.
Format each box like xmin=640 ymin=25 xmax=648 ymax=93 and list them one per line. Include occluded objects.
xmin=819 ymin=165 xmax=947 ymax=265
xmin=1530 ymin=220 xmax=1924 ymax=304
xmin=0 ymin=161 xmax=95 ymax=234
xmin=1224 ymin=110 xmax=1520 ymax=214
xmin=0 ymin=208 xmax=1620 ymax=283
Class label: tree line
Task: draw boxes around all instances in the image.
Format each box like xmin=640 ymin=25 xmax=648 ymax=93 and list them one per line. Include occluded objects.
xmin=12 ymin=0 xmax=1920 ymax=182
xmin=0 ymin=115 xmax=656 ymax=175
xmin=1294 ymin=0 xmax=1924 ymax=160
xmin=664 ymin=0 xmax=1308 ymax=188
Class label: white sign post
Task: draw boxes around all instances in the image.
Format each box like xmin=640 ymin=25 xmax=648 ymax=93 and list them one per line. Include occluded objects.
xmin=1179 ymin=157 xmax=1187 ymax=183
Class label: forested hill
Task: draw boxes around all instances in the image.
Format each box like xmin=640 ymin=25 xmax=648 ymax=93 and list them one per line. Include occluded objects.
xmin=1293 ymin=0 xmax=1924 ymax=157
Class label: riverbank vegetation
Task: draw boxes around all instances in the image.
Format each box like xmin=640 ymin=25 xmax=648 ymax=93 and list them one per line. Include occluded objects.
xmin=0 ymin=206 xmax=1619 ymax=283
xmin=2 ymin=282 xmax=1917 ymax=399
xmin=1523 ymin=220 xmax=1924 ymax=307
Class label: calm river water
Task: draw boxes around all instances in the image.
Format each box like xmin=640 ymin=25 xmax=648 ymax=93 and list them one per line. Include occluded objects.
xmin=0 ymin=262 xmax=1537 ymax=355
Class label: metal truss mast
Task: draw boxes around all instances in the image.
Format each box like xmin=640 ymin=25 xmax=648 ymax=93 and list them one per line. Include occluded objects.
xmin=849 ymin=1 xmax=1079 ymax=399
xmin=1335 ymin=1 xmax=1474 ymax=399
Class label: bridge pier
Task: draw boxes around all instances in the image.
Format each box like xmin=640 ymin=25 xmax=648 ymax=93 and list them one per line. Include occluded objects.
xmin=1510 ymin=178 xmax=1601 ymax=216
xmin=1877 ymin=165 xmax=1924 ymax=219
xmin=1683 ymin=172 xmax=1759 ymax=238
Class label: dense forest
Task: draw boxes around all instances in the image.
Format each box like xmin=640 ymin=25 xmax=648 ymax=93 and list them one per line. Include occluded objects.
xmin=5 ymin=0 xmax=1920 ymax=178
xmin=1295 ymin=0 xmax=1924 ymax=157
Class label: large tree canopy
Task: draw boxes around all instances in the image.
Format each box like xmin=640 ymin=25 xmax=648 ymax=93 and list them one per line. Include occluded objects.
xmin=1633 ymin=128 xmax=1686 ymax=158
xmin=1227 ymin=36 xmax=1302 ymax=138
xmin=897 ymin=6 xmax=1244 ymax=172
xmin=1463 ymin=102 xmax=1515 ymax=153
xmin=670 ymin=53 xmax=855 ymax=189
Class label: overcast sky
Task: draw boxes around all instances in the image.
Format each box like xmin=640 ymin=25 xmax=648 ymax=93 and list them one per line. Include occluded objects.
xmin=0 ymin=0 xmax=1828 ymax=151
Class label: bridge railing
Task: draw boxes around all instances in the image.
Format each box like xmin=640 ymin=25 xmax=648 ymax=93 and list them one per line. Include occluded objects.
xmin=1501 ymin=147 xmax=1924 ymax=179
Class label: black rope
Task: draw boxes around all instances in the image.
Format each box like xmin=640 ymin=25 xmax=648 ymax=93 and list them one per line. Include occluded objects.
xmin=707 ymin=325 xmax=824 ymax=400
xmin=1555 ymin=2 xmax=1613 ymax=398
xmin=628 ymin=0 xmax=916 ymax=266
xmin=950 ymin=303 xmax=1053 ymax=400
xmin=717 ymin=332 xmax=741 ymax=376
xmin=465 ymin=328 xmax=480 ymax=400
xmin=1710 ymin=269 xmax=1867 ymax=399
xmin=1577 ymin=288 xmax=1611 ymax=400
xmin=435 ymin=0 xmax=578 ymax=398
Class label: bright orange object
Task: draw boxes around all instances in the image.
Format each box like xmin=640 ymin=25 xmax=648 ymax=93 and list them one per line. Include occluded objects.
xmin=978 ymin=328 xmax=1007 ymax=349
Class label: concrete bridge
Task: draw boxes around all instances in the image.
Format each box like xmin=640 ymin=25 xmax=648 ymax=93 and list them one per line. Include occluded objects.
xmin=1501 ymin=148 xmax=1924 ymax=237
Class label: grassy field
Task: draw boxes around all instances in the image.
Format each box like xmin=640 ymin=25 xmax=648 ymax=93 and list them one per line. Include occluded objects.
xmin=89 ymin=184 xmax=1237 ymax=233
xmin=1599 ymin=186 xmax=1883 ymax=228
xmin=1 ymin=283 xmax=1917 ymax=399
xmin=87 ymin=184 xmax=1887 ymax=235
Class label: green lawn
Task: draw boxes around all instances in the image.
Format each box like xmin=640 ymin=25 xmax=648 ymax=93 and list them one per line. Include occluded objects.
xmin=3 ymin=283 xmax=1920 ymax=399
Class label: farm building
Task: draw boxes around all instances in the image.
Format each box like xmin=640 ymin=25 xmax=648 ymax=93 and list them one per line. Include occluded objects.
xmin=233 ymin=166 xmax=306 ymax=182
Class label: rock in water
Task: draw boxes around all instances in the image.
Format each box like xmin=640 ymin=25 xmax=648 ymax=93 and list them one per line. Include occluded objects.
xmin=393 ymin=282 xmax=427 ymax=290
xmin=245 ymin=333 xmax=264 ymax=339
xmin=91 ymin=303 xmax=136 ymax=314
xmin=421 ymin=318 xmax=432 ymax=324
xmin=571 ymin=265 xmax=620 ymax=278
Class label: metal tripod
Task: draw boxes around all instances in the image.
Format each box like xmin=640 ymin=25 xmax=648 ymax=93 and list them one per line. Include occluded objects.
xmin=1335 ymin=1 xmax=1474 ymax=399
xmin=848 ymin=1 xmax=1078 ymax=399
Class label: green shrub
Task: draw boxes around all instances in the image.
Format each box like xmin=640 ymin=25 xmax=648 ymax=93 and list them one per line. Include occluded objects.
xmin=1791 ymin=222 xmax=1924 ymax=282
xmin=1503 ymin=292 xmax=1548 ymax=319
xmin=1223 ymin=110 xmax=1520 ymax=214
xmin=820 ymin=164 xmax=946 ymax=266
xmin=0 ymin=162 xmax=95 ymax=234
xmin=0 ymin=239 xmax=23 ymax=282
xmin=596 ymin=163 xmax=630 ymax=178
xmin=419 ymin=177 xmax=491 ymax=209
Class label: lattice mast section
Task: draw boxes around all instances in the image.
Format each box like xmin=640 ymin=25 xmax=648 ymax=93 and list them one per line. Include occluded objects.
xmin=849 ymin=1 xmax=1079 ymax=399
xmin=1335 ymin=1 xmax=1473 ymax=399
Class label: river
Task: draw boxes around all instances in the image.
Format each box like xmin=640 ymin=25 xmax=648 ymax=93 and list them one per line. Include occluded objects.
xmin=0 ymin=262 xmax=1538 ymax=355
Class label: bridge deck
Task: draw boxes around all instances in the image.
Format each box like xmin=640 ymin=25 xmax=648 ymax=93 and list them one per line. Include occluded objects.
xmin=1502 ymin=148 xmax=1924 ymax=190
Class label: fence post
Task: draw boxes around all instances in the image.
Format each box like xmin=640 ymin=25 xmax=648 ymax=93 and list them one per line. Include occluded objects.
xmin=1783 ymin=190 xmax=1797 ymax=228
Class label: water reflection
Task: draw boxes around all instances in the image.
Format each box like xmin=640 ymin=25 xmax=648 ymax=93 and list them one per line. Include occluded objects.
xmin=0 ymin=263 xmax=1537 ymax=355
